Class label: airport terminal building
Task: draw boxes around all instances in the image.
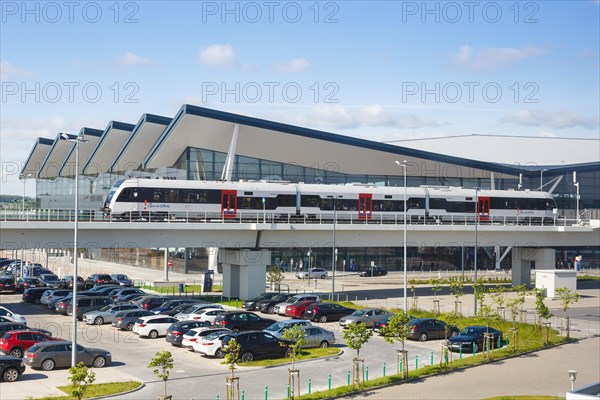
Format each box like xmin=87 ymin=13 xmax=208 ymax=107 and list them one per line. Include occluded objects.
xmin=20 ymin=105 xmax=600 ymax=272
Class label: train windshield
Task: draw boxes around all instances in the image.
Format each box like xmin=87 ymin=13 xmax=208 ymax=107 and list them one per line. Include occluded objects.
xmin=104 ymin=180 xmax=124 ymax=204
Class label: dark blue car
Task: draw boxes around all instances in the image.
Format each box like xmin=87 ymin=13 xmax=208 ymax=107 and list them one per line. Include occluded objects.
xmin=447 ymin=326 xmax=503 ymax=353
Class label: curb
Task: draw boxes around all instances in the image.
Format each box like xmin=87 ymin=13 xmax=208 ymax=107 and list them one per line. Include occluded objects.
xmin=239 ymin=348 xmax=345 ymax=370
xmin=88 ymin=381 xmax=146 ymax=400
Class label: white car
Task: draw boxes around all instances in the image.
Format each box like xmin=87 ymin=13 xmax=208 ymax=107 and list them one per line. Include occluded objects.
xmin=181 ymin=327 xmax=230 ymax=348
xmin=0 ymin=306 xmax=26 ymax=324
xmin=295 ymin=268 xmax=328 ymax=279
xmin=274 ymin=294 xmax=321 ymax=315
xmin=187 ymin=309 xmax=227 ymax=324
xmin=193 ymin=330 xmax=232 ymax=358
xmin=132 ymin=315 xmax=179 ymax=338
xmin=175 ymin=304 xmax=223 ymax=321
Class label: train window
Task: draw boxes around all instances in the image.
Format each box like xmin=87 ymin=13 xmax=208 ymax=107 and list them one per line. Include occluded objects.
xmin=165 ymin=189 xmax=178 ymax=203
xmin=301 ymin=195 xmax=320 ymax=207
xmin=244 ymin=191 xmax=253 ymax=196
xmin=117 ymin=188 xmax=132 ymax=201
xmin=384 ymin=195 xmax=392 ymax=199
xmin=182 ymin=191 xmax=199 ymax=203
xmin=276 ymin=195 xmax=295 ymax=207
xmin=239 ymin=197 xmax=254 ymax=209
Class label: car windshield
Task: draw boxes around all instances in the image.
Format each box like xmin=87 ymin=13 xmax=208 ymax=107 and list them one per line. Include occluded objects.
xmin=98 ymin=305 xmax=112 ymax=312
xmin=351 ymin=310 xmax=368 ymax=317
xmin=206 ymin=331 xmax=228 ymax=340
xmin=271 ymin=294 xmax=288 ymax=301
xmin=459 ymin=327 xmax=478 ymax=335
xmin=115 ymin=275 xmax=128 ymax=280
xmin=264 ymin=322 xmax=286 ymax=332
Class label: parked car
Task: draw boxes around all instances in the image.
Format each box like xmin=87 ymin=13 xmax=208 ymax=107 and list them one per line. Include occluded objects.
xmin=274 ymin=294 xmax=321 ymax=315
xmin=264 ymin=319 xmax=312 ymax=339
xmin=61 ymin=276 xmax=85 ymax=290
xmin=0 ymin=307 xmax=26 ymax=324
xmin=85 ymin=274 xmax=114 ymax=289
xmin=408 ymin=318 xmax=459 ymax=341
xmin=161 ymin=301 xmax=205 ymax=317
xmin=193 ymin=330 xmax=232 ymax=358
xmin=137 ymin=296 xmax=171 ymax=311
xmin=151 ymin=299 xmax=199 ymax=314
xmin=21 ymin=287 xmax=50 ymax=304
xmin=0 ymin=329 xmax=58 ymax=358
xmin=88 ymin=284 xmax=121 ymax=293
xmin=93 ymin=285 xmax=123 ymax=296
xmin=447 ymin=326 xmax=503 ymax=353
xmin=257 ymin=293 xmax=296 ymax=314
xmin=15 ymin=277 xmax=42 ymax=293
xmin=0 ymin=355 xmax=25 ymax=382
xmin=0 ymin=277 xmax=16 ymax=293
xmin=373 ymin=314 xmax=395 ymax=333
xmin=214 ymin=311 xmax=276 ymax=332
xmin=133 ymin=315 xmax=179 ymax=338
xmin=111 ymin=288 xmax=146 ymax=303
xmin=112 ymin=309 xmax=155 ymax=331
xmin=300 ymin=326 xmax=336 ymax=348
xmin=187 ymin=308 xmax=228 ymax=324
xmin=285 ymin=300 xmax=319 ymax=318
xmin=110 ymin=274 xmax=133 ymax=287
xmin=83 ymin=304 xmax=140 ymax=325
xmin=52 ymin=292 xmax=101 ymax=313
xmin=358 ymin=266 xmax=388 ymax=277
xmin=24 ymin=341 xmax=111 ymax=370
xmin=68 ymin=296 xmax=113 ymax=320
xmin=242 ymin=293 xmax=279 ymax=311
xmin=221 ymin=331 xmax=290 ymax=362
xmin=40 ymin=289 xmax=71 ymax=306
xmin=116 ymin=294 xmax=147 ymax=304
xmin=37 ymin=273 xmax=63 ymax=289
xmin=0 ymin=323 xmax=50 ymax=338
xmin=165 ymin=320 xmax=212 ymax=346
xmin=175 ymin=303 xmax=223 ymax=321
xmin=339 ymin=308 xmax=393 ymax=329
xmin=295 ymin=268 xmax=328 ymax=279
xmin=184 ymin=327 xmax=231 ymax=349
xmin=302 ymin=303 xmax=355 ymax=323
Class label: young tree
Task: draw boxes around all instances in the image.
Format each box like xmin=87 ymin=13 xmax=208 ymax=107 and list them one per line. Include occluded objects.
xmin=473 ymin=282 xmax=486 ymax=316
xmin=410 ymin=285 xmax=419 ymax=310
xmin=281 ymin=324 xmax=306 ymax=370
xmin=380 ymin=312 xmax=412 ymax=376
xmin=429 ymin=277 xmax=443 ymax=313
xmin=489 ymin=286 xmax=507 ymax=319
xmin=555 ymin=287 xmax=580 ymax=339
xmin=343 ymin=322 xmax=373 ymax=385
xmin=267 ymin=265 xmax=285 ymax=288
xmin=438 ymin=311 xmax=461 ymax=340
xmin=222 ymin=338 xmax=241 ymax=400
xmin=68 ymin=362 xmax=96 ymax=400
xmin=534 ymin=289 xmax=553 ymax=345
xmin=449 ymin=279 xmax=465 ymax=314
xmin=148 ymin=351 xmax=174 ymax=400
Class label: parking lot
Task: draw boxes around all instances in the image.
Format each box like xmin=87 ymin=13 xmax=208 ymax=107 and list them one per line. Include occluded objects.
xmin=0 ymin=292 xmax=452 ymax=399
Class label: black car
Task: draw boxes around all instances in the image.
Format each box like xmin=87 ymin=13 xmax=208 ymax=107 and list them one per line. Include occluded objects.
xmin=85 ymin=274 xmax=114 ymax=289
xmin=111 ymin=274 xmax=133 ymax=287
xmin=214 ymin=311 xmax=276 ymax=332
xmin=408 ymin=318 xmax=459 ymax=341
xmin=161 ymin=302 xmax=204 ymax=317
xmin=0 ymin=355 xmax=25 ymax=382
xmin=0 ymin=323 xmax=51 ymax=337
xmin=165 ymin=320 xmax=211 ymax=346
xmin=302 ymin=303 xmax=355 ymax=323
xmin=256 ymin=293 xmax=296 ymax=314
xmin=62 ymin=276 xmax=86 ymax=290
xmin=138 ymin=296 xmax=171 ymax=311
xmin=37 ymin=273 xmax=63 ymax=289
xmin=358 ymin=266 xmax=388 ymax=277
xmin=0 ymin=277 xmax=16 ymax=293
xmin=152 ymin=299 xmax=199 ymax=314
xmin=221 ymin=331 xmax=290 ymax=362
xmin=21 ymin=287 xmax=50 ymax=304
xmin=242 ymin=293 xmax=279 ymax=311
xmin=112 ymin=309 xmax=155 ymax=331
xmin=447 ymin=326 xmax=503 ymax=353
xmin=15 ymin=277 xmax=42 ymax=293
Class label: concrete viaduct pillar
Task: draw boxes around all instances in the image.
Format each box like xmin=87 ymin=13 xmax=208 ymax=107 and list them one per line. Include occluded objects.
xmin=218 ymin=249 xmax=271 ymax=300
xmin=511 ymin=248 xmax=555 ymax=288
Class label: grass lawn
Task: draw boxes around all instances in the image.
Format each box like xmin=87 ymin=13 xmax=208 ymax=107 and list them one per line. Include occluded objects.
xmin=237 ymin=347 xmax=341 ymax=367
xmin=32 ymin=381 xmax=141 ymax=399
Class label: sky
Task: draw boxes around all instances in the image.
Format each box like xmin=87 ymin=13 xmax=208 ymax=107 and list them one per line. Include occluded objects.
xmin=1 ymin=0 xmax=599 ymax=195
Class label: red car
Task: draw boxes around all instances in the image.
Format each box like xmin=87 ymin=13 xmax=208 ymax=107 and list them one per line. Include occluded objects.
xmin=285 ymin=300 xmax=319 ymax=318
xmin=0 ymin=330 xmax=58 ymax=358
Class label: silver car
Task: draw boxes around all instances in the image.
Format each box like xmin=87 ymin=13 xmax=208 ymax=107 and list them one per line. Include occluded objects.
xmin=175 ymin=303 xmax=223 ymax=321
xmin=301 ymin=326 xmax=336 ymax=348
xmin=339 ymin=308 xmax=393 ymax=329
xmin=83 ymin=304 xmax=140 ymax=325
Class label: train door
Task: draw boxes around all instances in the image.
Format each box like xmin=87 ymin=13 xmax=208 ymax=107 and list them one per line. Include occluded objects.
xmin=358 ymin=193 xmax=372 ymax=220
xmin=221 ymin=190 xmax=237 ymax=218
xmin=478 ymin=196 xmax=490 ymax=221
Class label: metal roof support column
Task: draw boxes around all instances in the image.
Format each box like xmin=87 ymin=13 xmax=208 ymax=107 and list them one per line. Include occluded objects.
xmin=221 ymin=124 xmax=239 ymax=181
xmin=490 ymin=171 xmax=495 ymax=190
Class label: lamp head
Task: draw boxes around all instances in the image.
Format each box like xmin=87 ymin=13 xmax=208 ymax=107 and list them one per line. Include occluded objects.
xmin=60 ymin=133 xmax=70 ymax=140
xmin=395 ymin=160 xmax=400 ymax=166
xmin=568 ymin=370 xmax=578 ymax=382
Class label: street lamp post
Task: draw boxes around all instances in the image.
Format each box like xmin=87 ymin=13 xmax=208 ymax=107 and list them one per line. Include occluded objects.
xmin=328 ymin=195 xmax=341 ymax=299
xmin=540 ymin=169 xmax=549 ymax=190
xmin=573 ymin=172 xmax=580 ymax=224
xmin=395 ymin=160 xmax=409 ymax=312
xmin=60 ymin=132 xmax=87 ymax=367
xmin=473 ymin=187 xmax=480 ymax=315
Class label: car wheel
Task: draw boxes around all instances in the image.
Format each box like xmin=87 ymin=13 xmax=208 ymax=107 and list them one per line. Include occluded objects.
xmin=93 ymin=356 xmax=107 ymax=368
xmin=148 ymin=330 xmax=159 ymax=339
xmin=215 ymin=348 xmax=225 ymax=359
xmin=473 ymin=343 xmax=479 ymax=353
xmin=33 ymin=298 xmax=41 ymax=305
xmin=94 ymin=317 xmax=104 ymax=325
xmin=126 ymin=322 xmax=134 ymax=331
xmin=419 ymin=332 xmax=428 ymax=342
xmin=320 ymin=275 xmax=326 ymax=279
xmin=319 ymin=315 xmax=328 ymax=323
xmin=2 ymin=367 xmax=20 ymax=382
xmin=9 ymin=347 xmax=23 ymax=358
xmin=319 ymin=341 xmax=330 ymax=348
xmin=267 ymin=306 xmax=275 ymax=314
xmin=241 ymin=351 xmax=254 ymax=363
xmin=41 ymin=358 xmax=55 ymax=371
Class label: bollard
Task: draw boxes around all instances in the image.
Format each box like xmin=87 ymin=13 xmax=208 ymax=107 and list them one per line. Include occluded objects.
xmin=506 ymin=336 xmax=509 ymax=347
xmin=287 ymin=384 xmax=290 ymax=398
xmin=400 ymin=359 xmax=403 ymax=374
xmin=328 ymin=374 xmax=331 ymax=390
xmin=308 ymin=378 xmax=311 ymax=394
xmin=264 ymin=386 xmax=268 ymax=400
xmin=216 ymin=396 xmax=219 ymax=400
xmin=228 ymin=298 xmax=231 ymax=307
xmin=430 ymin=351 xmax=433 ymax=366
xmin=460 ymin=346 xmax=462 ymax=360
xmin=366 ymin=366 xmax=369 ymax=381
xmin=473 ymin=343 xmax=476 ymax=355
xmin=415 ymin=355 xmax=419 ymax=370
xmin=498 ymin=336 xmax=501 ymax=349
xmin=220 ymin=294 xmax=223 ymax=304
xmin=347 ymin=370 xmax=350 ymax=385
xmin=383 ymin=362 xmax=386 ymax=377
xmin=242 ymin=390 xmax=245 ymax=400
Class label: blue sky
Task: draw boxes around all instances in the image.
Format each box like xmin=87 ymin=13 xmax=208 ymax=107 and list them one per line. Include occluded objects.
xmin=1 ymin=0 xmax=599 ymax=194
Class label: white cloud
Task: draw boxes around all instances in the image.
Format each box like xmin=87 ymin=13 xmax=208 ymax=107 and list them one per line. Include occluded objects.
xmin=199 ymin=44 xmax=236 ymax=67
xmin=273 ymin=58 xmax=311 ymax=73
xmin=116 ymin=52 xmax=151 ymax=66
xmin=502 ymin=110 xmax=599 ymax=129
xmin=451 ymin=45 xmax=548 ymax=71
xmin=0 ymin=60 xmax=33 ymax=80
xmin=578 ymin=48 xmax=598 ymax=59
